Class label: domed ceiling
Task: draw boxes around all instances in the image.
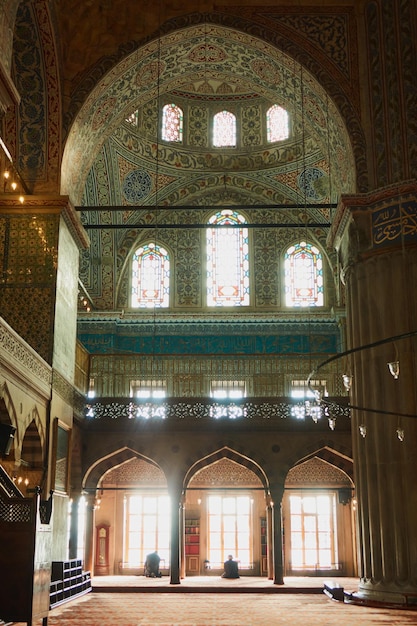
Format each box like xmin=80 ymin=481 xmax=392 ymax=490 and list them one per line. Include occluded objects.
xmin=62 ymin=24 xmax=355 ymax=310
xmin=63 ymin=24 xmax=355 ymax=209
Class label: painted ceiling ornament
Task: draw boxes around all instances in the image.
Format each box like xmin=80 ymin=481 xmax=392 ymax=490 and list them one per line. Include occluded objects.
xmin=92 ymin=96 xmax=118 ymax=132
xmin=297 ymin=167 xmax=329 ymax=201
xmin=187 ymin=42 xmax=227 ymax=64
xmin=250 ymin=59 xmax=281 ymax=85
xmin=136 ymin=60 xmax=166 ymax=88
xmin=123 ymin=169 xmax=152 ymax=203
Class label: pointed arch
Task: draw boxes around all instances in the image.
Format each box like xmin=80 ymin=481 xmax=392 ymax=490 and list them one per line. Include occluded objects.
xmin=183 ymin=446 xmax=270 ymax=493
xmin=291 ymin=446 xmax=354 ymax=482
xmin=286 ymin=443 xmax=353 ymax=482
xmin=83 ymin=447 xmax=167 ymax=491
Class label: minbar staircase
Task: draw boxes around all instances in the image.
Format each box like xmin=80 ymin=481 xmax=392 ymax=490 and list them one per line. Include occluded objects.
xmin=0 ymin=465 xmax=91 ymax=625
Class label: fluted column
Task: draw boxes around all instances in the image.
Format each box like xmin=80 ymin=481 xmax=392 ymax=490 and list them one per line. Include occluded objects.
xmin=329 ymin=183 xmax=417 ymax=605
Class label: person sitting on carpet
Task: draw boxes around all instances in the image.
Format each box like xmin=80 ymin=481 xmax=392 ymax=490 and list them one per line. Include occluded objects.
xmin=221 ymin=554 xmax=240 ymax=578
xmin=144 ymin=550 xmax=162 ymax=577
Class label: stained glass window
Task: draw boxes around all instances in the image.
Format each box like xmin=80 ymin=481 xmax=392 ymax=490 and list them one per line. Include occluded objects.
xmin=266 ymin=105 xmax=289 ymax=142
xmin=131 ymin=243 xmax=170 ymax=308
xmin=206 ymin=210 xmax=249 ymax=306
xmin=162 ymin=103 xmax=183 ymax=142
xmin=213 ymin=111 xmax=236 ymax=147
xmin=284 ymin=241 xmax=323 ymax=307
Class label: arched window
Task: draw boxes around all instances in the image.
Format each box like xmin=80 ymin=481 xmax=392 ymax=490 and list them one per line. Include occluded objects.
xmin=266 ymin=105 xmax=289 ymax=142
xmin=284 ymin=241 xmax=323 ymax=307
xmin=213 ymin=111 xmax=236 ymax=147
xmin=206 ymin=210 xmax=249 ymax=306
xmin=131 ymin=243 xmax=170 ymax=308
xmin=162 ymin=103 xmax=183 ymax=142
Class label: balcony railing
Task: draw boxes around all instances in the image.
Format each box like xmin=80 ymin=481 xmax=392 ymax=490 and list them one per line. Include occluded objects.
xmin=85 ymin=396 xmax=350 ymax=424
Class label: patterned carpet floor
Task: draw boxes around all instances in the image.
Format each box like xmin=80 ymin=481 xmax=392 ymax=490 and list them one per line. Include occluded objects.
xmin=10 ymin=590 xmax=417 ymax=626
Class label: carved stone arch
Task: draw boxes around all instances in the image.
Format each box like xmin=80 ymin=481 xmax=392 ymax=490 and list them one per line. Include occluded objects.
xmin=83 ymin=447 xmax=166 ymax=492
xmin=183 ymin=446 xmax=270 ymax=494
xmin=288 ymin=442 xmax=353 ymax=482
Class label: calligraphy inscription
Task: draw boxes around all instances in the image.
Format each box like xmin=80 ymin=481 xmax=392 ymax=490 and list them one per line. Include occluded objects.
xmin=373 ymin=202 xmax=417 ymax=246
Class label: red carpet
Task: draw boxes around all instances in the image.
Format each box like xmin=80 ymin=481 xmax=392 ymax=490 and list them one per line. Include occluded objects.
xmin=10 ymin=590 xmax=417 ymax=626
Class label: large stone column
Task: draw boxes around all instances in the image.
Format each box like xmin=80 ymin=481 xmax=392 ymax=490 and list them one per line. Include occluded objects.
xmin=266 ymin=495 xmax=274 ymax=580
xmin=269 ymin=484 xmax=284 ymax=585
xmin=168 ymin=481 xmax=182 ymax=585
xmin=68 ymin=492 xmax=81 ymax=560
xmin=84 ymin=493 xmax=96 ymax=575
xmin=179 ymin=494 xmax=185 ymax=579
xmin=329 ymin=182 xmax=417 ymax=606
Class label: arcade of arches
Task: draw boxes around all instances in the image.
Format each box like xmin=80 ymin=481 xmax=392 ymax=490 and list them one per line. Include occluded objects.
xmin=0 ymin=0 xmax=417 ymax=611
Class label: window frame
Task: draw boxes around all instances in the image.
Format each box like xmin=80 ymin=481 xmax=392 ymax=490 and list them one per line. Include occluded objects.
xmin=266 ymin=104 xmax=290 ymax=143
xmin=130 ymin=379 xmax=167 ymax=399
xmin=212 ymin=110 xmax=237 ymax=148
xmin=123 ymin=493 xmax=171 ymax=568
xmin=161 ymin=103 xmax=183 ymax=143
xmin=284 ymin=241 xmax=324 ymax=308
xmin=287 ymin=491 xmax=339 ymax=572
xmin=207 ymin=493 xmax=253 ymax=569
xmin=131 ymin=242 xmax=171 ymax=309
xmin=206 ymin=209 xmax=250 ymax=307
xmin=210 ymin=380 xmax=246 ymax=399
